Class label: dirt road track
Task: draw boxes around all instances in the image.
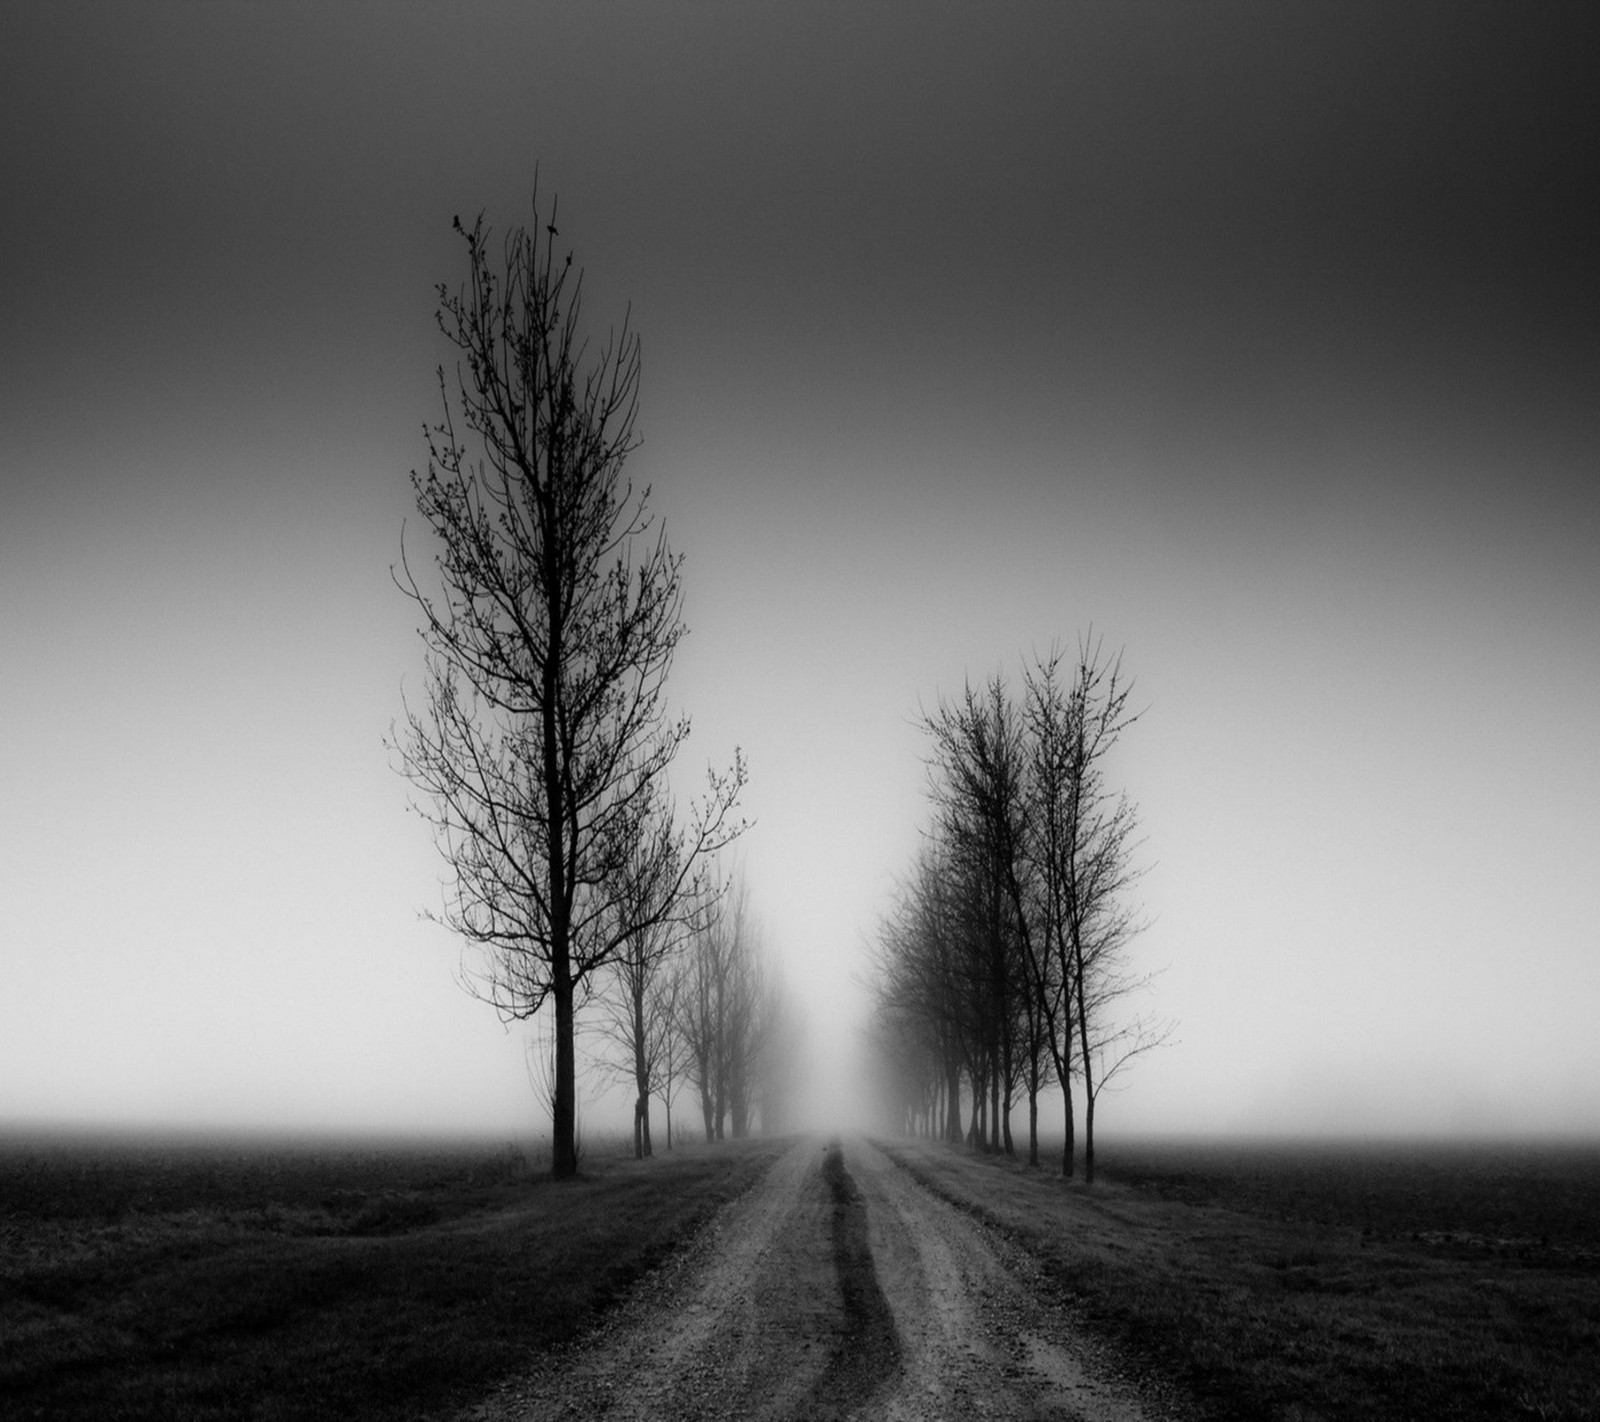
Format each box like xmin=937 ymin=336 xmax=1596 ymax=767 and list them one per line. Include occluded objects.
xmin=464 ymin=1137 xmax=1165 ymax=1421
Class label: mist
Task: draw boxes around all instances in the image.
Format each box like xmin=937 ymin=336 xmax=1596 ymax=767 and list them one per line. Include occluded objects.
xmin=3 ymin=4 xmax=1597 ymax=1146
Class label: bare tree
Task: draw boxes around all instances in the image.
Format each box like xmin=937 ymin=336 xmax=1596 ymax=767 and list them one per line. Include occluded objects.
xmin=393 ymin=197 xmax=745 ymax=1178
xmin=679 ymin=878 xmax=726 ymax=1143
xmin=652 ymin=956 xmax=689 ymax=1150
xmin=721 ymin=878 xmax=764 ymax=1138
xmin=1024 ymin=637 xmax=1165 ymax=1182
xmin=597 ymin=795 xmax=682 ymax=1158
xmin=924 ymin=678 xmax=1034 ymax=1158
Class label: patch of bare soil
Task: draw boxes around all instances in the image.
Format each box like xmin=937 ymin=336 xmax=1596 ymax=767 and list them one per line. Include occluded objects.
xmin=464 ymin=1137 xmax=1166 ymax=1421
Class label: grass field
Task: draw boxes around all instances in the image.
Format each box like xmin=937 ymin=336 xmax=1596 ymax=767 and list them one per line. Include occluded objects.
xmin=884 ymin=1133 xmax=1600 ymax=1421
xmin=8 ymin=1128 xmax=1597 ymax=1420
xmin=0 ymin=1127 xmax=787 ymax=1420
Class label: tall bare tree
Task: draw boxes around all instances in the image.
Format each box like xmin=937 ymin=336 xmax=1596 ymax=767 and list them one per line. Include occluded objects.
xmin=1024 ymin=638 xmax=1162 ymax=1183
xmin=925 ymin=678 xmax=1033 ymax=1158
xmin=679 ymin=878 xmax=727 ymax=1143
xmin=720 ymin=878 xmax=765 ymax=1139
xmin=597 ymin=795 xmax=683 ymax=1159
xmin=652 ymin=956 xmax=689 ymax=1150
xmin=393 ymin=198 xmax=745 ymax=1178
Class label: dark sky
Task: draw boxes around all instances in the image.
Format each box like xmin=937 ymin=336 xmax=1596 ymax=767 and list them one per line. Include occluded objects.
xmin=3 ymin=3 xmax=1596 ymax=1135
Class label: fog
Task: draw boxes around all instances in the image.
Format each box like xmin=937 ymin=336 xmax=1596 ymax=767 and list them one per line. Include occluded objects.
xmin=2 ymin=4 xmax=1596 ymax=1144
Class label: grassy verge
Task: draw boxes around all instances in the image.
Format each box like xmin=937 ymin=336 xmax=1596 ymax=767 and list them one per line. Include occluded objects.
xmin=880 ymin=1135 xmax=1600 ymax=1422
xmin=0 ymin=1131 xmax=787 ymax=1420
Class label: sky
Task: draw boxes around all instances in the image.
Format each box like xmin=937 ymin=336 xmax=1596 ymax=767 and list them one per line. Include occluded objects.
xmin=2 ymin=2 xmax=1596 ymax=1142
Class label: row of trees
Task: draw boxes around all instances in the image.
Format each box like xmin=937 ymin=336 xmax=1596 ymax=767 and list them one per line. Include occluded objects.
xmin=595 ymin=871 xmax=800 ymax=1157
xmin=869 ymin=641 xmax=1167 ymax=1182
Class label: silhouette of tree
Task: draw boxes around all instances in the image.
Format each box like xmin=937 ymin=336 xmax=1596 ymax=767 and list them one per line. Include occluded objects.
xmin=393 ymin=196 xmax=744 ymax=1179
xmin=1024 ymin=638 xmax=1165 ymax=1182
xmin=924 ymin=678 xmax=1033 ymax=1159
xmin=597 ymin=790 xmax=684 ymax=1159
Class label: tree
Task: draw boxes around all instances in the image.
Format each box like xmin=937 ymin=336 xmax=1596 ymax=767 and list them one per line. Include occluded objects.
xmin=393 ymin=198 xmax=745 ymax=1179
xmin=597 ymin=793 xmax=682 ymax=1159
xmin=679 ymin=876 xmax=728 ymax=1143
xmin=652 ymin=956 xmax=689 ymax=1150
xmin=1024 ymin=638 xmax=1164 ymax=1182
xmin=924 ymin=677 xmax=1033 ymax=1158
xmin=720 ymin=877 xmax=765 ymax=1138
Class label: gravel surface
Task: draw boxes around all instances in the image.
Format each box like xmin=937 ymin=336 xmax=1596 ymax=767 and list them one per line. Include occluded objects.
xmin=460 ymin=1137 xmax=1172 ymax=1421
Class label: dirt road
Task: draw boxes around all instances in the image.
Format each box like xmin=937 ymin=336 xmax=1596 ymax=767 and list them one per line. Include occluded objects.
xmin=465 ymin=1136 xmax=1165 ymax=1421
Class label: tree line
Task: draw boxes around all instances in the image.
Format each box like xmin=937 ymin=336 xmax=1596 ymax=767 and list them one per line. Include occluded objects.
xmin=592 ymin=868 xmax=801 ymax=1157
xmin=869 ymin=642 xmax=1168 ymax=1182
xmin=388 ymin=190 xmax=1159 ymax=1181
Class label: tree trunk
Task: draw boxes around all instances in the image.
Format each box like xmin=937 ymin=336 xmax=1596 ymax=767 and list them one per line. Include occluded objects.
xmin=1076 ymin=959 xmax=1095 ymax=1185
xmin=543 ymin=581 xmax=577 ymax=1181
xmin=1061 ymin=1075 xmax=1076 ymax=1178
xmin=1000 ymin=996 xmax=1015 ymax=1158
xmin=1028 ymin=1084 xmax=1039 ymax=1168
xmin=633 ymin=991 xmax=650 ymax=1159
xmin=634 ymin=1093 xmax=655 ymax=1159
xmin=989 ymin=1057 xmax=1000 ymax=1155
xmin=551 ymin=966 xmax=578 ymax=1179
xmin=714 ymin=976 xmax=727 ymax=1141
xmin=1084 ymin=1086 xmax=1096 ymax=1183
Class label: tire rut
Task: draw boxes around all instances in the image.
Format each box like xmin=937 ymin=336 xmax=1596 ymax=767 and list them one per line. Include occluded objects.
xmin=811 ymin=1139 xmax=903 ymax=1419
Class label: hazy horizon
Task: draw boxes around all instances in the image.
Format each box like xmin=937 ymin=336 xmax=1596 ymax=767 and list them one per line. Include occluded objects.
xmin=3 ymin=3 xmax=1596 ymax=1144
xmin=6 ymin=1113 xmax=1600 ymax=1151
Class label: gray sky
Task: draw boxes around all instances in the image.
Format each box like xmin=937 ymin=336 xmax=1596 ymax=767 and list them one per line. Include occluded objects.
xmin=3 ymin=2 xmax=1596 ymax=1138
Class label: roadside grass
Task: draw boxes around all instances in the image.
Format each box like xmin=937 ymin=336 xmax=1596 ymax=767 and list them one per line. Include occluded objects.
xmin=0 ymin=1129 xmax=787 ymax=1420
xmin=880 ymin=1135 xmax=1600 ymax=1422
